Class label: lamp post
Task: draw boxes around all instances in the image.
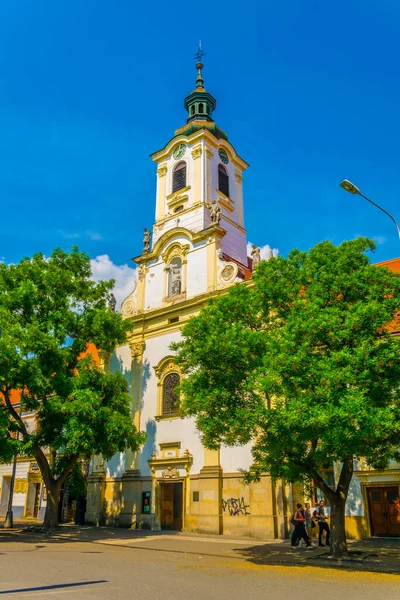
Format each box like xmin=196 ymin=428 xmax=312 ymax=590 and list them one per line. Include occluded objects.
xmin=340 ymin=179 xmax=400 ymax=239
xmin=3 ymin=400 xmax=22 ymax=529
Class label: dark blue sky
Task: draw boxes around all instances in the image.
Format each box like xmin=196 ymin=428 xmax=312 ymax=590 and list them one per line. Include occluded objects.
xmin=1 ymin=0 xmax=399 ymax=269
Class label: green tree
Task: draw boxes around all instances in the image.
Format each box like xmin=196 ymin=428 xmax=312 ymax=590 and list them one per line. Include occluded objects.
xmin=174 ymin=238 xmax=400 ymax=557
xmin=0 ymin=248 xmax=146 ymax=528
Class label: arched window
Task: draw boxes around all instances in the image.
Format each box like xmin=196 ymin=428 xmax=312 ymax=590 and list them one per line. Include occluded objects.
xmin=168 ymin=257 xmax=182 ymax=297
xmin=174 ymin=205 xmax=184 ymax=213
xmin=218 ymin=164 xmax=229 ymax=197
xmin=191 ymin=105 xmax=195 ymax=116
xmin=172 ymin=161 xmax=186 ymax=193
xmin=162 ymin=372 xmax=180 ymax=415
xmin=198 ymin=102 xmax=204 ymax=113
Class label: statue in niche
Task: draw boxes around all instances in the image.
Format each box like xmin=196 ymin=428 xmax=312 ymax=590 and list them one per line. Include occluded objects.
xmin=143 ymin=228 xmax=151 ymax=253
xmin=251 ymin=244 xmax=261 ymax=270
xmin=107 ymin=293 xmax=116 ymax=312
xmin=207 ymin=200 xmax=221 ymax=225
xmin=168 ymin=257 xmax=182 ymax=297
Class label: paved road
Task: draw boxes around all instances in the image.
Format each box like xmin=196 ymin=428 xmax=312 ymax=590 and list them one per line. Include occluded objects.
xmin=0 ymin=532 xmax=399 ymax=599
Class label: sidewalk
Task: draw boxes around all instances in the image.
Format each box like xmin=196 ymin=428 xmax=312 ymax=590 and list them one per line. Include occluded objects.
xmin=1 ymin=523 xmax=399 ymax=574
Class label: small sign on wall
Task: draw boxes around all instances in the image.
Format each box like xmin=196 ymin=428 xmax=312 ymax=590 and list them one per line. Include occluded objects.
xmin=142 ymin=491 xmax=151 ymax=513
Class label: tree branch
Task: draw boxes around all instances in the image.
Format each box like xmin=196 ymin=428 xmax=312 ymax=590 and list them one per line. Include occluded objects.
xmin=33 ymin=444 xmax=54 ymax=488
xmin=336 ymin=456 xmax=354 ymax=500
xmin=3 ymin=389 xmax=29 ymax=438
xmin=310 ymin=468 xmax=336 ymax=501
xmin=56 ymin=454 xmax=79 ymax=488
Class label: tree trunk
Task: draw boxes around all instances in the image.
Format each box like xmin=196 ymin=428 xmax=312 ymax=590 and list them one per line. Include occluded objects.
xmin=43 ymin=481 xmax=61 ymax=528
xmin=329 ymin=497 xmax=347 ymax=557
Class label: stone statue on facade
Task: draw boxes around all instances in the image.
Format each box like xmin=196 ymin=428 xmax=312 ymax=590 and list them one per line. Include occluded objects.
xmin=143 ymin=228 xmax=151 ymax=253
xmin=170 ymin=264 xmax=182 ymax=296
xmin=107 ymin=293 xmax=116 ymax=312
xmin=251 ymin=244 xmax=261 ymax=270
xmin=207 ymin=200 xmax=221 ymax=226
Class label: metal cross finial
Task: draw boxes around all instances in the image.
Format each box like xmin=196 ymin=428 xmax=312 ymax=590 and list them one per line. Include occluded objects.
xmin=194 ymin=40 xmax=206 ymax=61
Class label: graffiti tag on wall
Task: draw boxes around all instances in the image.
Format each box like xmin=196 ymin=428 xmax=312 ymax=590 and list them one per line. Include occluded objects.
xmin=222 ymin=497 xmax=250 ymax=516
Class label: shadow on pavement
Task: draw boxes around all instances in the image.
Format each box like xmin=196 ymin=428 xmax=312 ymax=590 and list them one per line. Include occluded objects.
xmin=233 ymin=538 xmax=400 ymax=574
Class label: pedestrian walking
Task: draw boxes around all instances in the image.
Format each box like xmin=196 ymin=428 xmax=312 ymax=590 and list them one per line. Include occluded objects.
xmin=304 ymin=502 xmax=315 ymax=542
xmin=314 ymin=500 xmax=330 ymax=547
xmin=291 ymin=503 xmax=314 ymax=550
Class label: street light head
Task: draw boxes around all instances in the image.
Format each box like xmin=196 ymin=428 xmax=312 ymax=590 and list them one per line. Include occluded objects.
xmin=340 ymin=179 xmax=360 ymax=195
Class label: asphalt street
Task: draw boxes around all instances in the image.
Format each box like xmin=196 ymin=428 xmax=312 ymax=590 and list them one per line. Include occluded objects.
xmin=0 ymin=532 xmax=399 ymax=600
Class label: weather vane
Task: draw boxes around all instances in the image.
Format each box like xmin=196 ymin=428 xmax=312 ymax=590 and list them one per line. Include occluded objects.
xmin=194 ymin=40 xmax=206 ymax=62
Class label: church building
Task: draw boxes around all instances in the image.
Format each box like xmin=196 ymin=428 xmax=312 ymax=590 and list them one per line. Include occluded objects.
xmin=85 ymin=59 xmax=400 ymax=540
xmin=85 ymin=57 xmax=294 ymax=538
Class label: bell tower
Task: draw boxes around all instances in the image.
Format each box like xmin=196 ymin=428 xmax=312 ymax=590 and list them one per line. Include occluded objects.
xmin=150 ymin=53 xmax=249 ymax=267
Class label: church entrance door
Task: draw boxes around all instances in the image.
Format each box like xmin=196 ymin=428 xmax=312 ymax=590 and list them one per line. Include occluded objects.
xmin=160 ymin=482 xmax=183 ymax=531
xmin=368 ymin=486 xmax=400 ymax=536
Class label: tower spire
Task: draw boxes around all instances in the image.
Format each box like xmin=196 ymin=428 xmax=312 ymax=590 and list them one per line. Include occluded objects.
xmin=184 ymin=43 xmax=216 ymax=123
xmin=193 ymin=41 xmax=206 ymax=90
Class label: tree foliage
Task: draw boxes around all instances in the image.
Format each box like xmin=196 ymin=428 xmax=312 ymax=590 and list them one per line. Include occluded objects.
xmin=0 ymin=248 xmax=145 ymax=526
xmin=174 ymin=238 xmax=400 ymax=555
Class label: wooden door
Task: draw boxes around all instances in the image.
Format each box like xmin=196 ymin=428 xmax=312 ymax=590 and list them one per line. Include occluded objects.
xmin=173 ymin=482 xmax=183 ymax=531
xmin=161 ymin=482 xmax=183 ymax=531
xmin=33 ymin=484 xmax=41 ymax=519
xmin=161 ymin=484 xmax=174 ymax=529
xmin=368 ymin=487 xmax=400 ymax=536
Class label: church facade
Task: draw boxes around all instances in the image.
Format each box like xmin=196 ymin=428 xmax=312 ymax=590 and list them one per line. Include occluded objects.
xmin=85 ymin=60 xmax=295 ymax=538
xmin=85 ymin=62 xmax=400 ymax=539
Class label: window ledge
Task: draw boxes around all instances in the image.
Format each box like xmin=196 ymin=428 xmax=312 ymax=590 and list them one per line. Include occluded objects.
xmin=155 ymin=414 xmax=182 ymax=422
xmin=163 ymin=292 xmax=187 ymax=304
xmin=216 ymin=190 xmax=234 ymax=212
xmin=167 ymin=186 xmax=191 ymax=209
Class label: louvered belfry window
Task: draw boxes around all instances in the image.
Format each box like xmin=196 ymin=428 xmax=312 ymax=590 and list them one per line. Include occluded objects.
xmin=172 ymin=162 xmax=186 ymax=193
xmin=218 ymin=164 xmax=229 ymax=197
xmin=162 ymin=372 xmax=180 ymax=415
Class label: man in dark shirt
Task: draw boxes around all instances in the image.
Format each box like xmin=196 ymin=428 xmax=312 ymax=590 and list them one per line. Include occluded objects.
xmin=314 ymin=500 xmax=330 ymax=547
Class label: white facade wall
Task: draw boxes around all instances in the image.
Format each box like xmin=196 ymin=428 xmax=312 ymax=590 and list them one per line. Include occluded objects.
xmin=139 ymin=332 xmax=204 ymax=477
xmin=220 ymin=219 xmax=248 ymax=265
xmin=0 ymin=461 xmax=30 ymax=517
xmin=186 ymin=245 xmax=208 ymax=298
xmin=220 ymin=443 xmax=253 ymax=473
xmin=144 ymin=261 xmax=164 ymax=310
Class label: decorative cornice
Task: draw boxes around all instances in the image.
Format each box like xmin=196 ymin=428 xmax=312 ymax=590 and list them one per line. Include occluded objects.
xmin=150 ymin=129 xmax=249 ymax=170
xmin=157 ymin=164 xmax=167 ymax=177
xmin=148 ymin=453 xmax=193 ymax=477
xmin=191 ymin=145 xmax=202 ymax=160
xmin=138 ymin=265 xmax=149 ymax=281
xmin=128 ymin=339 xmax=145 ymax=358
xmin=161 ymin=242 xmax=190 ymax=265
xmin=153 ymin=355 xmax=178 ymax=378
xmin=235 ymin=169 xmax=243 ymax=183
xmin=133 ymin=225 xmax=226 ymax=265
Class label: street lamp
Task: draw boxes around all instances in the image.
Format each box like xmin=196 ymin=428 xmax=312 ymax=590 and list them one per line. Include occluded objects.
xmin=340 ymin=179 xmax=400 ymax=239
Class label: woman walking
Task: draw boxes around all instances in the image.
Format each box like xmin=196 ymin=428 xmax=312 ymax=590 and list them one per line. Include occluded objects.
xmin=304 ymin=502 xmax=314 ymax=543
xmin=291 ymin=503 xmax=314 ymax=550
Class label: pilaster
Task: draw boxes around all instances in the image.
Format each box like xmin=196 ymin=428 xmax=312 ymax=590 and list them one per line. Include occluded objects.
xmin=156 ymin=163 xmax=167 ymax=221
xmin=193 ymin=447 xmax=222 ymax=534
xmin=191 ymin=143 xmax=203 ymax=203
xmin=235 ymin=169 xmax=244 ymax=228
xmin=206 ymin=225 xmax=226 ymax=292
xmin=86 ymin=472 xmax=106 ymax=526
